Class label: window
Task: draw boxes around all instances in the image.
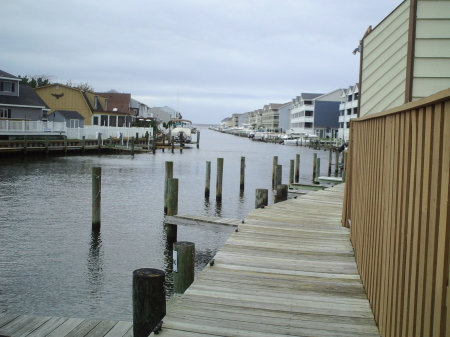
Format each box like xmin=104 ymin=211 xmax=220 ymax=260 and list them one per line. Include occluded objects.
xmin=118 ymin=116 xmax=125 ymax=126
xmin=305 ymin=122 xmax=313 ymax=128
xmin=0 ymin=108 xmax=11 ymax=118
xmin=346 ymin=122 xmax=350 ymax=128
xmin=109 ymin=116 xmax=117 ymax=127
xmin=1 ymin=81 xmax=15 ymax=92
xmin=354 ymin=92 xmax=359 ymax=100
xmin=101 ymin=115 xmax=108 ymax=126
xmin=304 ymin=100 xmax=313 ymax=105
xmin=347 ymin=109 xmax=352 ymax=115
xmin=305 ymin=111 xmax=313 ymax=117
xmin=93 ymin=116 xmax=99 ymax=125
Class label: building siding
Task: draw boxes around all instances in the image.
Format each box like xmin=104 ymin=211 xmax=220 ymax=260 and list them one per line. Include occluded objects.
xmin=412 ymin=0 xmax=450 ymax=100
xmin=360 ymin=0 xmax=410 ymax=116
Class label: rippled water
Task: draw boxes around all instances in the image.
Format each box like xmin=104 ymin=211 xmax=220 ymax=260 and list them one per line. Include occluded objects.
xmin=0 ymin=128 xmax=334 ymax=321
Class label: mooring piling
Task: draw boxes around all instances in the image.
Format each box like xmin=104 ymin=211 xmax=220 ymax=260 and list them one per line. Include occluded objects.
xmin=205 ymin=161 xmax=211 ymax=198
xmin=166 ymin=177 xmax=178 ymax=243
xmin=255 ymin=189 xmax=268 ymax=209
xmin=216 ymin=158 xmax=224 ymax=202
xmin=92 ymin=167 xmax=101 ymax=231
xmin=132 ymin=268 xmax=166 ymax=337
xmin=312 ymin=153 xmax=317 ymax=183
xmin=274 ymin=184 xmax=288 ymax=203
xmin=328 ymin=148 xmax=332 ymax=176
xmin=335 ymin=150 xmax=339 ymax=177
xmin=295 ymin=154 xmax=300 ymax=183
xmin=164 ymin=161 xmax=174 ymax=214
xmin=173 ymin=241 xmax=195 ymax=294
xmin=289 ymin=159 xmax=294 ymax=185
xmin=196 ymin=130 xmax=200 ymax=148
xmin=276 ymin=164 xmax=282 ymax=188
xmin=272 ymin=156 xmax=278 ymax=189
xmin=315 ymin=157 xmax=321 ymax=184
xmin=240 ymin=156 xmax=245 ymax=191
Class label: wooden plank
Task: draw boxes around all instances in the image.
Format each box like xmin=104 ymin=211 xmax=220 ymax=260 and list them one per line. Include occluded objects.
xmin=165 ymin=215 xmax=239 ymax=233
xmin=25 ymin=317 xmax=70 ymax=337
xmin=46 ymin=317 xmax=84 ymax=337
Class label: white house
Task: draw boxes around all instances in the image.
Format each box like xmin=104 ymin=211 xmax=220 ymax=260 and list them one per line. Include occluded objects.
xmin=338 ymin=84 xmax=359 ymax=140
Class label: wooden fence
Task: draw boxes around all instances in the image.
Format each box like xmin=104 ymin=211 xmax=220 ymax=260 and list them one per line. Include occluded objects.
xmin=342 ymin=88 xmax=450 ymax=337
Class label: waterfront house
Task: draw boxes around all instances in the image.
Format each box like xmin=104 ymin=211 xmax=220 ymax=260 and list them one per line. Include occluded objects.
xmin=48 ymin=110 xmax=85 ymax=128
xmin=358 ymin=0 xmax=450 ymax=117
xmin=35 ymin=84 xmax=134 ymax=127
xmin=289 ymin=90 xmax=341 ymax=138
xmin=261 ymin=103 xmax=283 ymax=132
xmin=338 ymin=84 xmax=359 ymax=140
xmin=0 ymin=70 xmax=49 ymax=121
xmin=278 ymin=101 xmax=293 ymax=133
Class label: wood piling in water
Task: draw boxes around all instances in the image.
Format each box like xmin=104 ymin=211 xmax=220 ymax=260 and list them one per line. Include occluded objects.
xmin=166 ymin=178 xmax=178 ymax=243
xmin=289 ymin=159 xmax=294 ymax=185
xmin=295 ymin=154 xmax=300 ymax=183
xmin=255 ymin=189 xmax=268 ymax=209
xmin=328 ymin=148 xmax=332 ymax=176
xmin=196 ymin=130 xmax=200 ymax=148
xmin=335 ymin=150 xmax=339 ymax=177
xmin=276 ymin=164 xmax=282 ymax=188
xmin=132 ymin=268 xmax=166 ymax=337
xmin=274 ymin=184 xmax=288 ymax=203
xmin=164 ymin=161 xmax=174 ymax=214
xmin=240 ymin=156 xmax=245 ymax=191
xmin=315 ymin=157 xmax=321 ymax=184
xmin=205 ymin=161 xmax=211 ymax=198
xmin=92 ymin=167 xmax=101 ymax=231
xmin=272 ymin=156 xmax=278 ymax=189
xmin=173 ymin=241 xmax=195 ymax=294
xmin=312 ymin=153 xmax=317 ymax=183
xmin=216 ymin=158 xmax=224 ymax=202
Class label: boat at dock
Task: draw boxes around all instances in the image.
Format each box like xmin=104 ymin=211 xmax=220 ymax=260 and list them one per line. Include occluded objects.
xmin=170 ymin=119 xmax=193 ymax=143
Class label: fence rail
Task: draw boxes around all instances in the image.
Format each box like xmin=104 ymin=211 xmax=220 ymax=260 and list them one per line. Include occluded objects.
xmin=342 ymin=88 xmax=450 ymax=337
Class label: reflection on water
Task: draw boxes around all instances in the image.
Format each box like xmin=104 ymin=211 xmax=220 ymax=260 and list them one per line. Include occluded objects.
xmin=0 ymin=128 xmax=334 ymax=321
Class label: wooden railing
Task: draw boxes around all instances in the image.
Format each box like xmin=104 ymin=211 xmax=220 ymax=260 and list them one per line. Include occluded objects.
xmin=342 ymin=88 xmax=450 ymax=337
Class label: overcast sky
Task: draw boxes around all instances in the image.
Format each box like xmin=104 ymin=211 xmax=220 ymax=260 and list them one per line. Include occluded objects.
xmin=3 ymin=0 xmax=401 ymax=124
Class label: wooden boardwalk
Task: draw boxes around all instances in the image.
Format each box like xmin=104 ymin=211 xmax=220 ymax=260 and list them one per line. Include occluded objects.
xmin=157 ymin=184 xmax=379 ymax=336
xmin=0 ymin=184 xmax=379 ymax=337
xmin=0 ymin=314 xmax=133 ymax=337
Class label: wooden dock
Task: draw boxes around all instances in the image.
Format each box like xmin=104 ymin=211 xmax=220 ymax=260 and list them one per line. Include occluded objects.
xmin=0 ymin=314 xmax=133 ymax=337
xmin=0 ymin=184 xmax=379 ymax=337
xmin=157 ymin=184 xmax=379 ymax=336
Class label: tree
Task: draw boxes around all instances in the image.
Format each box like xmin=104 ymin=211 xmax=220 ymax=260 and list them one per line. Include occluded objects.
xmin=65 ymin=80 xmax=95 ymax=93
xmin=19 ymin=74 xmax=54 ymax=88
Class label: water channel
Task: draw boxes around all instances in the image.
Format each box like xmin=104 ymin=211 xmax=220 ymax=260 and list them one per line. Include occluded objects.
xmin=0 ymin=128 xmax=334 ymax=321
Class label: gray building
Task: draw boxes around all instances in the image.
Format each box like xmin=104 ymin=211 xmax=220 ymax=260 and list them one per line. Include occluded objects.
xmin=48 ymin=110 xmax=85 ymax=128
xmin=0 ymin=70 xmax=49 ymax=120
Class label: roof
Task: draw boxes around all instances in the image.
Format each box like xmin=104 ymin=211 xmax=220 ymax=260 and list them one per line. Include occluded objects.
xmin=52 ymin=110 xmax=85 ymax=120
xmin=0 ymin=84 xmax=49 ymax=108
xmin=0 ymin=70 xmax=19 ymax=80
xmin=96 ymin=92 xmax=132 ymax=113
xmin=301 ymin=93 xmax=324 ymax=100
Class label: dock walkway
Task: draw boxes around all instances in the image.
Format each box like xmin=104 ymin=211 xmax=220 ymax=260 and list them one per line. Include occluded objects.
xmin=157 ymin=184 xmax=379 ymax=336
xmin=0 ymin=184 xmax=379 ymax=337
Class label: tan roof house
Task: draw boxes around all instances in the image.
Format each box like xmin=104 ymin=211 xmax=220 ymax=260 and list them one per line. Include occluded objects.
xmin=35 ymin=84 xmax=134 ymax=126
xmin=358 ymin=0 xmax=450 ymax=117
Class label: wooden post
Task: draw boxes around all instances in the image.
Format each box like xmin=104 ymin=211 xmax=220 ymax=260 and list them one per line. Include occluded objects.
xmin=164 ymin=161 xmax=174 ymax=214
xmin=131 ymin=137 xmax=135 ymax=155
xmin=315 ymin=157 xmax=321 ymax=184
xmin=82 ymin=136 xmax=86 ymax=153
xmin=173 ymin=242 xmax=195 ymax=294
xmin=328 ymin=148 xmax=332 ymax=176
xmin=274 ymin=184 xmax=288 ymax=203
xmin=289 ymin=159 xmax=294 ymax=185
xmin=272 ymin=156 xmax=278 ymax=189
xmin=64 ymin=135 xmax=67 ymax=153
xmin=335 ymin=151 xmax=339 ymax=177
xmin=152 ymin=135 xmax=156 ymax=154
xmin=135 ymin=132 xmax=139 ymax=143
xmin=240 ymin=156 xmax=245 ymax=191
xmin=45 ymin=137 xmax=49 ymax=154
xmin=196 ymin=130 xmax=200 ymax=148
xmin=205 ymin=161 xmax=211 ymax=198
xmin=342 ymin=152 xmax=347 ymax=183
xmin=132 ymin=268 xmax=166 ymax=337
xmin=171 ymin=136 xmax=175 ymax=153
xmin=97 ymin=133 xmax=102 ymax=150
xmin=92 ymin=167 xmax=101 ymax=231
xmin=276 ymin=164 xmax=282 ymax=188
xmin=166 ymin=178 xmax=178 ymax=243
xmin=216 ymin=158 xmax=224 ymax=202
xmin=23 ymin=136 xmax=28 ymax=155
xmin=295 ymin=154 xmax=300 ymax=183
xmin=255 ymin=189 xmax=268 ymax=209
xmin=312 ymin=153 xmax=317 ymax=183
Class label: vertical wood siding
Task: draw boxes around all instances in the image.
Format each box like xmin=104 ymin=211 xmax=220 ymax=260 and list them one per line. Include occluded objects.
xmin=342 ymin=89 xmax=450 ymax=336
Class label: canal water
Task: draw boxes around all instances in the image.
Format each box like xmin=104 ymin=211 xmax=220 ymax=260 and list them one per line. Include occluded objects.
xmin=0 ymin=128 xmax=334 ymax=321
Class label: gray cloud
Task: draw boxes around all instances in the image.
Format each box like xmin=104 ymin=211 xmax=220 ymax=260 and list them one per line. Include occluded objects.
xmin=2 ymin=0 xmax=399 ymax=123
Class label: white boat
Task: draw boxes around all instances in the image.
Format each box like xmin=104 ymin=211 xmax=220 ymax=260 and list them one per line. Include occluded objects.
xmin=171 ymin=119 xmax=193 ymax=143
